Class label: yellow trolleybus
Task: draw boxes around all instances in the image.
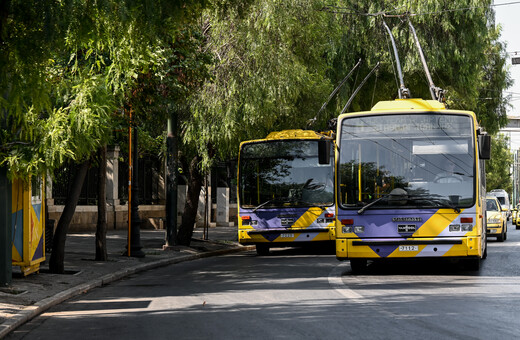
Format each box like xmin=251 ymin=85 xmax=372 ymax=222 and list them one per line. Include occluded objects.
xmin=335 ymin=99 xmax=490 ymax=271
xmin=238 ymin=129 xmax=336 ymax=255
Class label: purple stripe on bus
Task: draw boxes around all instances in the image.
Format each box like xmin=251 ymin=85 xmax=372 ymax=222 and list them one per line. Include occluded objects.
xmin=369 ymin=245 xmax=398 ymax=258
xmin=240 ymin=207 xmax=330 ymax=230
xmin=338 ymin=209 xmax=438 ymax=238
xmin=262 ymin=234 xmax=280 ymax=242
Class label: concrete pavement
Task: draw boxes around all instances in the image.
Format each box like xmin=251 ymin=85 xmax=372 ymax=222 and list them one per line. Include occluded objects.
xmin=0 ymin=226 xmax=252 ymax=338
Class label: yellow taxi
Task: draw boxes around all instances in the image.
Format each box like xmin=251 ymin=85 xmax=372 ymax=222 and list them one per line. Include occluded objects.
xmin=486 ymin=196 xmax=507 ymax=242
xmin=513 ymin=204 xmax=519 ymax=225
xmin=515 ymin=203 xmax=520 ymax=230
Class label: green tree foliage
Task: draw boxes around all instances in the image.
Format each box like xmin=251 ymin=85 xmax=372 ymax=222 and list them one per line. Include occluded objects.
xmin=126 ymin=26 xmax=213 ymax=160
xmin=189 ymin=0 xmax=341 ymax=166
xmin=1 ymin=0 xmax=513 ymax=250
xmin=486 ymin=134 xmax=513 ymax=194
xmin=190 ymin=0 xmax=511 ymax=166
xmin=0 ymin=0 xmax=205 ymax=180
xmin=1 ymin=0 xmax=208 ymax=270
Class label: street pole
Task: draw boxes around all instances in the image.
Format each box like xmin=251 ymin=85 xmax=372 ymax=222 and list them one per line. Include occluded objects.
xmin=165 ymin=107 xmax=178 ymax=247
xmin=127 ymin=119 xmax=132 ymax=256
xmin=129 ymin=122 xmax=145 ymax=258
xmin=513 ymin=149 xmax=520 ymax=203
xmin=0 ymin=166 xmax=12 ymax=286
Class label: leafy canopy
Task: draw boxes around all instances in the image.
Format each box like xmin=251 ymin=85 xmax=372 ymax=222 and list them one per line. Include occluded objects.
xmin=0 ymin=0 xmax=205 ymax=179
xmin=486 ymin=133 xmax=513 ymax=194
xmin=187 ymin=0 xmax=510 ymax=168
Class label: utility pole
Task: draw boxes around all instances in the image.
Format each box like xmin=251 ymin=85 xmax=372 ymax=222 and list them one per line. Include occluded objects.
xmin=513 ymin=57 xmax=520 ymax=204
xmin=165 ymin=106 xmax=178 ymax=247
xmin=0 ymin=166 xmax=12 ymax=286
xmin=126 ymin=113 xmax=145 ymax=258
xmin=512 ymin=149 xmax=520 ymax=208
xmin=130 ymin=125 xmax=145 ymax=257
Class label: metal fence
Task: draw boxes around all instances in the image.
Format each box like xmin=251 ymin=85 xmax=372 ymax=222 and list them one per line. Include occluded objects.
xmin=52 ymin=162 xmax=98 ymax=206
xmin=53 ymin=155 xmax=164 ymax=206
xmin=118 ymin=155 xmax=163 ymax=205
xmin=210 ymin=160 xmax=237 ymax=204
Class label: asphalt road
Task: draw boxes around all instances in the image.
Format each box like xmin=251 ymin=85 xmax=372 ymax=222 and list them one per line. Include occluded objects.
xmin=8 ymin=222 xmax=520 ymax=339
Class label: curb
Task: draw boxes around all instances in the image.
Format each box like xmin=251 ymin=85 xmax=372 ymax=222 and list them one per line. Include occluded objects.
xmin=0 ymin=245 xmax=255 ymax=339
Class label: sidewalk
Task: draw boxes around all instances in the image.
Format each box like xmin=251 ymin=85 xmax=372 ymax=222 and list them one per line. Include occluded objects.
xmin=0 ymin=226 xmax=252 ymax=338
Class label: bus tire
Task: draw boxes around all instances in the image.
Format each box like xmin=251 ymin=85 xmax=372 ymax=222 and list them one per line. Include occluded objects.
xmin=350 ymin=259 xmax=367 ymax=273
xmin=482 ymin=234 xmax=488 ymax=260
xmin=256 ymin=244 xmax=270 ymax=256
xmin=466 ymin=257 xmax=481 ymax=271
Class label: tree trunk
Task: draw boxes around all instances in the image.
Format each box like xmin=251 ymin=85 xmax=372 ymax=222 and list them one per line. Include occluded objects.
xmin=95 ymin=145 xmax=107 ymax=261
xmin=49 ymin=159 xmax=90 ymax=273
xmin=177 ymin=155 xmax=203 ymax=246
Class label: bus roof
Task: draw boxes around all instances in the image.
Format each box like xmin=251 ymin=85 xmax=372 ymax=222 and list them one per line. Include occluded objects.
xmin=239 ymin=129 xmax=332 ymax=149
xmin=371 ymin=98 xmax=446 ymax=111
xmin=338 ymin=99 xmax=477 ymax=121
xmin=265 ymin=129 xmax=324 ymax=140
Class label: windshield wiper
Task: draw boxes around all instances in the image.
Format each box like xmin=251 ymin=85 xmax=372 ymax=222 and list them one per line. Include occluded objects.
xmin=253 ymin=197 xmax=324 ymax=212
xmin=357 ymin=191 xmax=462 ymax=215
xmin=252 ymin=197 xmax=290 ymax=212
xmin=357 ymin=195 xmax=390 ymax=214
xmin=408 ymin=195 xmax=461 ymax=213
xmin=358 ymin=188 xmax=410 ymax=214
xmin=295 ymin=199 xmax=322 ymax=207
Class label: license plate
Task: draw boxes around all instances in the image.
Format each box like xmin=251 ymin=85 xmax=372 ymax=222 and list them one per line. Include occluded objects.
xmin=280 ymin=233 xmax=294 ymax=238
xmin=399 ymin=245 xmax=419 ymax=251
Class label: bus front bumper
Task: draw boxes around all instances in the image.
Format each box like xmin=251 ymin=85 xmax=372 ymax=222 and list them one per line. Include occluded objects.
xmin=336 ymin=236 xmax=482 ymax=259
xmin=239 ymin=227 xmax=334 ymax=244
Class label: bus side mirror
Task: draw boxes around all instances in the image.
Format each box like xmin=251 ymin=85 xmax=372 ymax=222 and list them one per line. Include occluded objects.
xmin=318 ymin=140 xmax=331 ymax=165
xmin=478 ymin=134 xmax=491 ymax=160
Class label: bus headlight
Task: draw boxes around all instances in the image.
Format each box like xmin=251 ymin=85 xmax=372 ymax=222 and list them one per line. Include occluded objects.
xmin=342 ymin=226 xmax=353 ymax=233
xmin=461 ymin=224 xmax=473 ymax=232
xmin=449 ymin=224 xmax=460 ymax=232
xmin=353 ymin=226 xmax=365 ymax=233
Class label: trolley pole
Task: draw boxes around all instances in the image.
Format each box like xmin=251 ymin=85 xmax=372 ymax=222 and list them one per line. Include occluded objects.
xmin=0 ymin=166 xmax=12 ymax=286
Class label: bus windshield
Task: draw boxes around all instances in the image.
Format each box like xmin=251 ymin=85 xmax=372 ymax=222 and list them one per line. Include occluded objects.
xmin=239 ymin=140 xmax=334 ymax=209
xmin=338 ymin=113 xmax=475 ymax=209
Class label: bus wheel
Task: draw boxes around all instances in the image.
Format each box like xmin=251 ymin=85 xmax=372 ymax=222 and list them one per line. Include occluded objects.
xmin=482 ymin=234 xmax=488 ymax=260
xmin=350 ymin=259 xmax=367 ymax=273
xmin=256 ymin=244 xmax=270 ymax=256
xmin=466 ymin=257 xmax=481 ymax=271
